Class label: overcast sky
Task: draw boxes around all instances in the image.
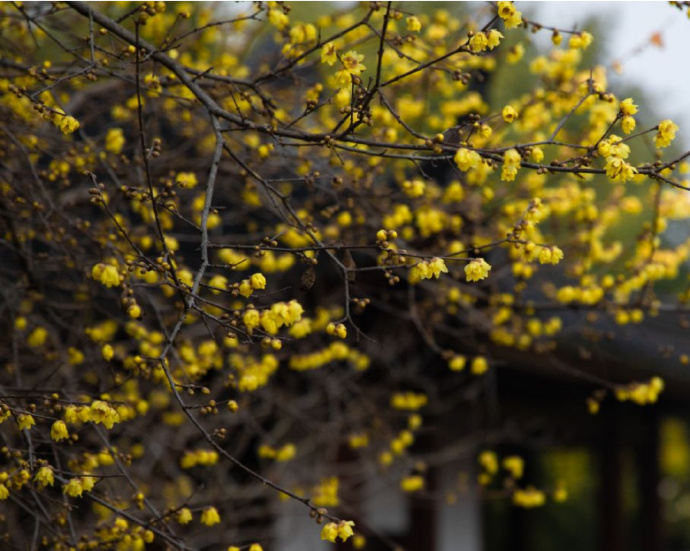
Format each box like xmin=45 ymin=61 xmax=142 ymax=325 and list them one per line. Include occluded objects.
xmin=532 ymin=2 xmax=690 ymax=151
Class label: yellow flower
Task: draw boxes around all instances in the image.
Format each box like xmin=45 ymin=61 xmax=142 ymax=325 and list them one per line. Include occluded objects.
xmin=267 ymin=8 xmax=289 ymax=30
xmin=599 ymin=136 xmax=630 ymax=159
xmin=288 ymin=318 xmax=312 ymax=339
xmin=243 ymin=309 xmax=261 ymax=332
xmin=321 ymin=43 xmax=337 ymax=66
xmin=63 ymin=478 xmax=84 ymax=498
xmin=349 ymin=433 xmax=369 ymax=449
xmin=454 ymin=148 xmax=482 ymax=171
xmin=655 ymin=119 xmax=678 ymax=148
xmin=89 ymin=400 xmax=119 ymax=429
xmin=177 ymin=508 xmax=193 ymax=525
xmin=208 ymin=274 xmax=228 ymax=294
xmin=497 ymin=1 xmax=522 ymax=29
xmin=502 ymin=105 xmax=518 ymax=123
xmin=321 ymin=522 xmax=338 ymax=543
xmin=27 ymin=327 xmax=48 ymax=348
xmin=478 ymin=450 xmax=498 ymax=474
xmin=513 ymin=486 xmax=546 ymax=508
xmin=286 ymin=300 xmax=304 ymax=324
xmin=501 ymin=148 xmax=521 ymax=181
xmin=569 ymin=31 xmax=593 ymax=50
xmin=337 ymin=210 xmax=353 ymax=226
xmin=469 ymin=32 xmax=488 ymax=53
xmin=239 ymin=279 xmax=254 ymax=298
xmin=401 ymin=475 xmax=424 ymax=492
xmin=342 ymin=51 xmax=365 ymax=75
xmin=51 ymin=420 xmax=69 ymax=441
xmin=105 ymin=128 xmax=125 ymax=154
xmin=334 ymin=69 xmax=352 ymax=88
xmin=580 ymin=31 xmax=594 ymax=48
xmin=326 ymin=322 xmax=347 ymax=339
xmin=487 ymin=29 xmax=504 ymax=50
xmin=406 ymin=16 xmax=421 ymax=33
xmin=497 ymin=1 xmax=514 ymax=19
xmin=338 ymin=520 xmax=355 ymax=542
xmin=260 ymin=312 xmax=278 ymax=335
xmin=428 ymin=257 xmax=448 ymax=278
xmin=102 ymin=344 xmax=114 ymax=361
xmin=54 ymin=111 xmax=80 ymax=134
xmin=249 ymin=545 xmax=263 ymax=551
xmin=620 ymin=98 xmax=638 ymax=116
xmin=289 ymin=23 xmax=316 ymax=45
xmin=250 ymin=273 xmax=267 ymax=290
xmin=587 ymin=398 xmax=600 ymax=415
xmin=465 ymin=258 xmax=491 ymax=282
xmin=409 ymin=261 xmax=429 ymax=284
xmin=275 ymin=443 xmax=296 ymax=462
xmin=401 ymin=179 xmax=425 ymax=198
xmin=621 ymin=116 xmax=636 ymax=134
xmin=201 ymin=506 xmax=221 ymax=526
xmin=604 ymin=157 xmax=638 ymax=182
xmin=538 ymin=246 xmax=564 ymax=265
xmin=554 ymin=483 xmax=568 ymax=503
xmin=471 ymin=356 xmax=489 ymax=375
xmin=83 ymin=474 xmax=96 ymax=492
xmin=449 ymin=355 xmax=466 ymax=371
xmin=34 ymin=466 xmax=54 ymax=488
xmin=0 ymin=483 xmax=8 ymax=500
xmin=17 ymin=414 xmax=35 ymax=431
xmin=506 ymin=43 xmax=524 ymax=63
xmin=503 ymin=456 xmax=524 ymax=479
xmin=92 ymin=263 xmax=120 ymax=288
xmin=176 ymin=172 xmax=198 ymax=188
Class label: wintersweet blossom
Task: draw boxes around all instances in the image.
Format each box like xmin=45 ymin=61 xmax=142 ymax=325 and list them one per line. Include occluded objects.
xmin=406 ymin=16 xmax=421 ymax=32
xmin=341 ymin=51 xmax=365 ymax=75
xmin=497 ymin=1 xmax=522 ymax=29
xmin=92 ymin=263 xmax=120 ymax=288
xmin=502 ymin=105 xmax=518 ymax=123
xmin=454 ymin=148 xmax=482 ymax=171
xmin=501 ymin=148 xmax=521 ymax=181
xmin=321 ymin=523 xmax=338 ymax=543
xmin=337 ymin=521 xmax=355 ymax=542
xmin=201 ymin=506 xmax=221 ymax=526
xmin=465 ymin=259 xmax=491 ymax=282
xmin=51 ymin=420 xmax=69 ymax=441
xmin=321 ymin=43 xmax=337 ymax=65
xmin=34 ymin=466 xmax=54 ymax=488
xmin=655 ymin=119 xmax=679 ymax=148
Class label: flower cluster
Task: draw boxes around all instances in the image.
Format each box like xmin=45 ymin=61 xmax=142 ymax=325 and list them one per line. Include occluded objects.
xmin=469 ymin=29 xmax=504 ymax=53
xmin=409 ymin=257 xmax=448 ymax=283
xmin=497 ymin=1 xmax=523 ymax=29
xmin=321 ymin=520 xmax=355 ymax=543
